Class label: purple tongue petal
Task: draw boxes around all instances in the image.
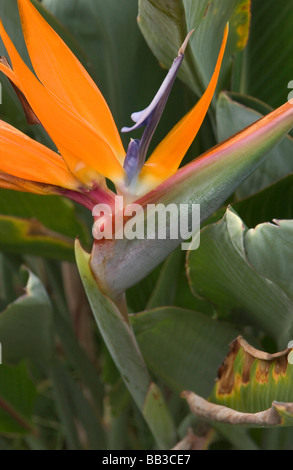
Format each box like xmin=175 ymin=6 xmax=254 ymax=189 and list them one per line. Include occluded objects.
xmin=123 ymin=139 xmax=140 ymax=183
xmin=121 ymin=54 xmax=184 ymax=133
xmin=122 ymin=31 xmax=193 ymax=183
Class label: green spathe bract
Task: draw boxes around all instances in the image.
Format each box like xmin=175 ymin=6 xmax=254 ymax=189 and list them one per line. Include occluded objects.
xmin=90 ymin=101 xmax=293 ymax=295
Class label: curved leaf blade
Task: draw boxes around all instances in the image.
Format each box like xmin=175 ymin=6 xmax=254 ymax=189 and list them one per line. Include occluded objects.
xmin=208 ymin=336 xmax=293 ymax=420
xmin=187 ymin=208 xmax=293 ymax=346
xmin=233 ymin=174 xmax=293 ymax=228
xmin=138 ymin=0 xmax=251 ymax=97
xmin=0 ymin=362 xmax=37 ymax=434
xmin=245 ymin=0 xmax=293 ymax=108
xmin=183 ymin=391 xmax=293 ymax=427
xmin=0 ymin=215 xmax=75 ymax=261
xmin=216 ymin=92 xmax=293 ymax=198
xmin=131 ymin=306 xmax=240 ymax=396
xmin=0 ymin=269 xmax=54 ymax=363
xmin=245 ymin=219 xmax=293 ymax=302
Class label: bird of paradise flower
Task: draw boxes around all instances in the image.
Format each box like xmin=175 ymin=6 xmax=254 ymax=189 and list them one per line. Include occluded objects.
xmin=0 ymin=0 xmax=292 ymax=297
xmin=0 ymin=0 xmax=227 ymax=206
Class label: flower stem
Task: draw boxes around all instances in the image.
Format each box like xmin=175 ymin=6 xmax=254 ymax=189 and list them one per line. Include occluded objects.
xmin=75 ymin=240 xmax=177 ymax=449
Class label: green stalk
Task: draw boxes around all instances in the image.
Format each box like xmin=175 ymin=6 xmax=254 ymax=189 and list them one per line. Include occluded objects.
xmin=75 ymin=240 xmax=177 ymax=449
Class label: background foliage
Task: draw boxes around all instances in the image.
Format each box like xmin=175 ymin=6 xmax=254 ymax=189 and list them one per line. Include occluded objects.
xmin=0 ymin=0 xmax=292 ymax=450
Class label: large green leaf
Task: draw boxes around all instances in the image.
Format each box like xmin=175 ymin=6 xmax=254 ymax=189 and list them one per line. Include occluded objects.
xmin=49 ymin=360 xmax=105 ymax=450
xmin=0 ymin=191 xmax=89 ymax=241
xmin=181 ymin=337 xmax=293 ymax=427
xmin=184 ymin=337 xmax=293 ymax=429
xmin=145 ymin=247 xmax=213 ymax=314
xmin=209 ymin=336 xmax=293 ymax=414
xmin=138 ymin=0 xmax=251 ymax=98
xmin=0 ymin=252 xmax=23 ymax=310
xmin=205 ymin=173 xmax=293 ymax=229
xmin=234 ymin=174 xmax=293 ymax=228
xmin=0 ymin=0 xmax=86 ymax=65
xmin=0 ymin=214 xmax=75 ymax=261
xmin=245 ymin=219 xmax=293 ymax=302
xmin=145 ymin=248 xmax=183 ymax=310
xmin=0 ymin=362 xmax=37 ymax=434
xmin=0 ymin=190 xmax=90 ymax=260
xmin=51 ymin=308 xmax=104 ymax=414
xmin=244 ymin=0 xmax=293 ymax=108
xmin=131 ymin=306 xmax=240 ymax=396
xmin=187 ymin=208 xmax=293 ymax=346
xmin=0 ymin=269 xmax=54 ymax=363
xmin=216 ymin=92 xmax=293 ymax=198
xmin=0 ymin=0 xmax=30 ymax=62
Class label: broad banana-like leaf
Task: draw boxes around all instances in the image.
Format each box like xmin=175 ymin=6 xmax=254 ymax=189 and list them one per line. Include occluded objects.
xmin=233 ymin=173 xmax=293 ymax=228
xmin=245 ymin=0 xmax=293 ymax=108
xmin=0 ymin=215 xmax=75 ymax=261
xmin=131 ymin=306 xmax=240 ymax=397
xmin=0 ymin=362 xmax=37 ymax=434
xmin=187 ymin=208 xmax=293 ymax=347
xmin=182 ymin=336 xmax=293 ymax=427
xmin=0 ymin=269 xmax=54 ymax=363
xmin=211 ymin=336 xmax=293 ymax=412
xmin=216 ymin=91 xmax=293 ymax=198
xmin=0 ymin=189 xmax=89 ymax=261
xmin=245 ymin=219 xmax=293 ymax=302
xmin=91 ymin=101 xmax=293 ymax=295
xmin=138 ymin=0 xmax=251 ymax=97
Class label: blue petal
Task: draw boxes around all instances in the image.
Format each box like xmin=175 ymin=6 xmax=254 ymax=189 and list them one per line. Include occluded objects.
xmin=123 ymin=139 xmax=141 ymax=183
xmin=121 ymin=54 xmax=184 ymax=134
xmin=121 ymin=30 xmax=193 ymax=184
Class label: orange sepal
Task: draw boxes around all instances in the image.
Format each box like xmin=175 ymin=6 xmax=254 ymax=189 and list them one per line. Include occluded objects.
xmin=0 ymin=171 xmax=61 ymax=195
xmin=0 ymin=120 xmax=80 ymax=190
xmin=17 ymin=0 xmax=125 ymax=162
xmin=139 ymin=24 xmax=229 ymax=191
xmin=0 ymin=20 xmax=125 ymax=187
xmin=0 ymin=57 xmax=23 ymax=90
